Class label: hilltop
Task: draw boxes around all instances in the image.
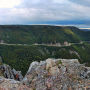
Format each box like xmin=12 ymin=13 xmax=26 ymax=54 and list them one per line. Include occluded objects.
xmin=0 ymin=25 xmax=90 ymax=45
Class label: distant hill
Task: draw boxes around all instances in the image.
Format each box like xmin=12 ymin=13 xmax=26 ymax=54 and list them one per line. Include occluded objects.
xmin=80 ymin=28 xmax=90 ymax=31
xmin=0 ymin=25 xmax=90 ymax=44
xmin=0 ymin=25 xmax=90 ymax=75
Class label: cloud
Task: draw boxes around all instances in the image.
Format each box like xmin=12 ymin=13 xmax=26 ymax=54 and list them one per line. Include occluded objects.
xmin=71 ymin=0 xmax=90 ymax=6
xmin=0 ymin=0 xmax=22 ymax=8
xmin=0 ymin=0 xmax=90 ymax=27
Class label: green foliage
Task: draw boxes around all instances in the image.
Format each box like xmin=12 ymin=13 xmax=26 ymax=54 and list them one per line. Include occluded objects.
xmin=0 ymin=25 xmax=90 ymax=44
xmin=0 ymin=43 xmax=90 ymax=76
xmin=0 ymin=25 xmax=90 ymax=75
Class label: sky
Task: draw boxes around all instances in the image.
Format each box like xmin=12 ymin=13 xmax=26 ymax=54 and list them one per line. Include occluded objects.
xmin=0 ymin=0 xmax=90 ymax=28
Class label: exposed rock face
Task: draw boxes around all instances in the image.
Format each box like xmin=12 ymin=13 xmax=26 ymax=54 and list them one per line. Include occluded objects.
xmin=0 ymin=64 xmax=23 ymax=81
xmin=23 ymin=58 xmax=90 ymax=90
xmin=46 ymin=59 xmax=59 ymax=75
xmin=0 ymin=58 xmax=90 ymax=90
xmin=0 ymin=76 xmax=30 ymax=90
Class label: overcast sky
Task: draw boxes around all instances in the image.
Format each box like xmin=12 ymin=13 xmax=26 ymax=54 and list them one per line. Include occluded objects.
xmin=0 ymin=0 xmax=90 ymax=28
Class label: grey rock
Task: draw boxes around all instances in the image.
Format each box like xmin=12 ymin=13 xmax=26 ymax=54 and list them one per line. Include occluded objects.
xmin=0 ymin=64 xmax=23 ymax=81
xmin=23 ymin=58 xmax=90 ymax=90
xmin=0 ymin=58 xmax=90 ymax=90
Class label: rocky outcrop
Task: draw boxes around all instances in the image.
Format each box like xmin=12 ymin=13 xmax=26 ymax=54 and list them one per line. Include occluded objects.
xmin=0 ymin=64 xmax=23 ymax=81
xmin=23 ymin=58 xmax=90 ymax=90
xmin=0 ymin=58 xmax=90 ymax=90
xmin=0 ymin=76 xmax=30 ymax=90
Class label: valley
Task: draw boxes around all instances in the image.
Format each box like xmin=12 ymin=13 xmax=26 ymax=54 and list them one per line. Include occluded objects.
xmin=0 ymin=42 xmax=90 ymax=75
xmin=0 ymin=0 xmax=90 ymax=89
xmin=0 ymin=25 xmax=90 ymax=76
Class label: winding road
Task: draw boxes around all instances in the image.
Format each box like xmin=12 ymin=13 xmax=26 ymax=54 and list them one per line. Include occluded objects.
xmin=0 ymin=41 xmax=90 ymax=47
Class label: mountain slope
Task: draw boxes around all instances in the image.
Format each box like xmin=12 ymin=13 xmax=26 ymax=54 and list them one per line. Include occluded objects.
xmin=0 ymin=43 xmax=90 ymax=75
xmin=0 ymin=25 xmax=90 ymax=75
xmin=0 ymin=25 xmax=90 ymax=44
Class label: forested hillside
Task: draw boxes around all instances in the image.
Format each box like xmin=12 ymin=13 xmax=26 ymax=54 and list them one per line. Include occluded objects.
xmin=0 ymin=25 xmax=90 ymax=44
xmin=0 ymin=25 xmax=90 ymax=75
xmin=0 ymin=43 xmax=90 ymax=75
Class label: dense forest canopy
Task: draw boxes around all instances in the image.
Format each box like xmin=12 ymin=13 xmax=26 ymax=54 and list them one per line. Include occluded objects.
xmin=0 ymin=43 xmax=90 ymax=75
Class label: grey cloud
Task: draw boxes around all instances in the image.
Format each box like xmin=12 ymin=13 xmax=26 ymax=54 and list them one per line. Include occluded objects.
xmin=71 ymin=0 xmax=90 ymax=6
xmin=0 ymin=0 xmax=90 ymax=27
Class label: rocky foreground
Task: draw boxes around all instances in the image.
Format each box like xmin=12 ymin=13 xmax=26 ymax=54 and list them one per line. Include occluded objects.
xmin=0 ymin=58 xmax=90 ymax=90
